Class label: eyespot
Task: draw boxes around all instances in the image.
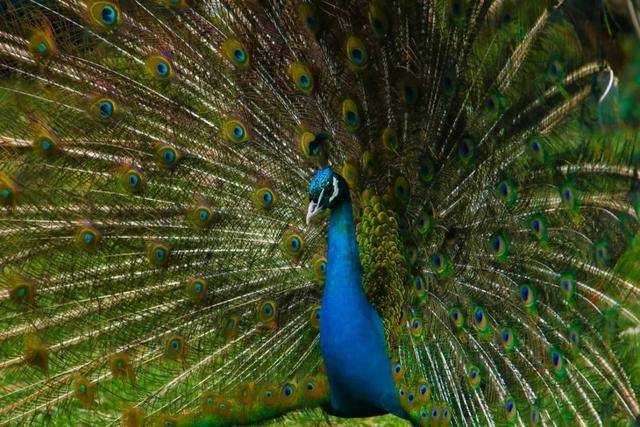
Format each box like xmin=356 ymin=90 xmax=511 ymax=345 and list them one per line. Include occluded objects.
xmin=156 ymin=144 xmax=180 ymax=168
xmin=559 ymin=272 xmax=576 ymax=302
xmin=496 ymin=178 xmax=517 ymax=205
xmin=473 ymin=306 xmax=489 ymax=333
xmin=418 ymin=155 xmax=435 ymax=184
xmin=505 ymin=396 xmax=517 ymax=421
xmin=416 ymin=379 xmax=431 ymax=402
xmin=223 ymin=119 xmax=249 ymax=144
xmin=341 ymin=98 xmax=361 ymax=132
xmin=489 ymin=232 xmax=509 ymax=259
xmin=312 ymin=254 xmax=327 ymax=283
xmin=288 ymin=62 xmax=314 ymax=94
xmin=368 ymin=1 xmax=389 ymax=36
xmin=252 ymin=187 xmax=276 ymax=210
xmin=528 ymin=135 xmax=548 ymax=163
xmin=392 ymin=175 xmax=410 ymax=204
xmin=73 ymin=375 xmax=94 ymax=405
xmin=341 ymin=162 xmax=359 ymax=190
xmin=191 ymin=204 xmax=213 ymax=228
xmin=410 ymin=317 xmax=423 ymax=337
xmin=257 ymin=300 xmax=277 ymax=325
xmin=222 ymin=316 xmax=239 ymax=341
xmin=559 ymin=182 xmax=579 ymax=212
xmin=345 ymin=36 xmax=368 ymax=69
xmin=88 ymin=2 xmax=122 ymax=29
xmin=468 ymin=364 xmax=481 ymax=389
xmin=9 ymin=278 xmax=36 ymax=307
xmin=0 ymin=174 xmax=16 ymax=207
xmin=186 ymin=277 xmax=207 ymax=304
xmin=519 ymin=283 xmax=536 ymax=310
xmin=261 ymin=385 xmax=279 ymax=406
xmin=147 ymin=241 xmax=170 ymax=267
xmin=280 ymin=382 xmax=298 ymax=406
xmin=501 ymin=327 xmax=516 ymax=351
xmin=431 ymin=252 xmax=451 ymax=277
xmin=29 ymin=26 xmax=57 ymax=59
xmin=449 ymin=307 xmax=465 ymax=329
xmin=202 ymin=392 xmax=219 ymax=414
xmin=297 ymin=4 xmax=320 ymax=35
xmin=109 ymin=353 xmax=133 ymax=380
xmin=529 ymin=214 xmax=548 ymax=243
xmin=593 ymin=240 xmax=610 ymax=268
xmin=549 ymin=348 xmax=566 ymax=378
xmin=299 ymin=131 xmax=326 ymax=163
xmin=146 ymin=55 xmax=174 ymax=80
xmin=120 ymin=168 xmax=143 ymax=194
xmin=399 ymin=76 xmax=419 ymax=106
xmin=449 ymin=0 xmax=468 ymax=26
xmin=458 ymin=136 xmax=476 ymax=165
xmin=33 ymin=131 xmax=58 ymax=157
xmin=91 ymin=98 xmax=117 ymax=120
xmin=165 ymin=335 xmax=186 ymax=359
xmin=415 ymin=213 xmax=433 ymax=237
xmin=222 ymin=39 xmax=250 ymax=69
xmin=76 ymin=225 xmax=101 ymax=252
xmin=309 ymin=306 xmax=321 ymax=329
xmin=282 ymin=230 xmax=304 ymax=259
xmin=392 ymin=361 xmax=403 ymax=381
xmin=381 ymin=127 xmax=399 ymax=152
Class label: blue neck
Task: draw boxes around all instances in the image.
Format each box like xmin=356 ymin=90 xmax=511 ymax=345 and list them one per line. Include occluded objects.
xmin=320 ymin=196 xmax=405 ymax=419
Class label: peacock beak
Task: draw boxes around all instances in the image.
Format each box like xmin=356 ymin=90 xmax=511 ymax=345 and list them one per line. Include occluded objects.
xmin=306 ymin=200 xmax=323 ymax=225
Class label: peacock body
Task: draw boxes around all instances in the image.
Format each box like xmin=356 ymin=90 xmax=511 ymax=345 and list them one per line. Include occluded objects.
xmin=0 ymin=0 xmax=639 ymax=426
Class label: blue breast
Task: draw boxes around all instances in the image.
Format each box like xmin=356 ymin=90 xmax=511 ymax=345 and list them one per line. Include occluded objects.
xmin=319 ymin=197 xmax=406 ymax=419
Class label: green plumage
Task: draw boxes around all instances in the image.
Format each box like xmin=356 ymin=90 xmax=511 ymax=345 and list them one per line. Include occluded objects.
xmin=0 ymin=0 xmax=639 ymax=426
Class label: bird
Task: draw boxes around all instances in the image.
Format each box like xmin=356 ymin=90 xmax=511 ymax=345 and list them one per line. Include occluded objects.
xmin=0 ymin=1 xmax=639 ymax=426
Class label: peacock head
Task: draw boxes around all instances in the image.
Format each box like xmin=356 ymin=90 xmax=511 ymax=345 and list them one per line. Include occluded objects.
xmin=306 ymin=167 xmax=349 ymax=224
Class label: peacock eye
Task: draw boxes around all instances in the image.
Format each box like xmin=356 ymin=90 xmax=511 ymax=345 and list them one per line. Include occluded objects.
xmin=101 ymin=5 xmax=117 ymax=25
xmin=98 ymin=100 xmax=113 ymax=119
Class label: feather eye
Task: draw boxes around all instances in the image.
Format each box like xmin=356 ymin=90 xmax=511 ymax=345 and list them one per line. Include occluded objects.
xmin=223 ymin=119 xmax=249 ymax=145
xmin=288 ymin=62 xmax=315 ymax=94
xmin=190 ymin=203 xmax=214 ymax=228
xmin=415 ymin=213 xmax=433 ymax=237
xmin=399 ymin=76 xmax=419 ymax=106
xmin=391 ymin=361 xmax=403 ymax=382
xmin=409 ymin=317 xmax=424 ymax=338
xmin=222 ymin=39 xmax=250 ymax=69
xmin=280 ymin=381 xmax=299 ymax=407
xmin=559 ymin=181 xmax=579 ymax=213
xmin=505 ymin=396 xmax=518 ymax=423
xmin=253 ymin=187 xmax=276 ymax=210
xmin=500 ymin=326 xmax=516 ymax=351
xmin=301 ymin=375 xmax=327 ymax=400
xmin=202 ymin=392 xmax=220 ymax=414
xmin=549 ymin=348 xmax=567 ymax=379
xmin=309 ymin=306 xmax=321 ymax=329
xmin=528 ymin=403 xmax=542 ymax=426
xmin=488 ymin=232 xmax=509 ymax=260
xmin=147 ymin=241 xmax=170 ymax=267
xmin=431 ymin=252 xmax=452 ymax=277
xmin=418 ymin=155 xmax=435 ymax=184
xmin=119 ymin=166 xmax=144 ymax=194
xmin=382 ymin=128 xmax=399 ymax=152
xmin=261 ymin=384 xmax=280 ymax=407
xmin=0 ymin=173 xmax=17 ymax=208
xmin=559 ymin=272 xmax=576 ymax=302
xmin=593 ymin=239 xmax=610 ymax=268
xmin=440 ymin=405 xmax=452 ymax=425
xmin=165 ymin=335 xmax=186 ymax=359
xmin=496 ymin=178 xmax=517 ymax=205
xmin=342 ymin=162 xmax=359 ymax=190
xmin=412 ymin=275 xmax=428 ymax=306
xmin=345 ymin=36 xmax=368 ymax=70
xmin=222 ymin=317 xmax=239 ymax=341
xmin=518 ymin=282 xmax=537 ymax=312
xmin=87 ymin=1 xmax=122 ymax=29
xmin=448 ymin=0 xmax=469 ymax=26
xmin=483 ymin=90 xmax=504 ymax=119
xmin=76 ymin=224 xmax=102 ymax=252
xmin=472 ymin=306 xmax=490 ymax=334
xmin=282 ymin=229 xmax=305 ymax=260
xmin=442 ymin=65 xmax=458 ymax=96
xmin=529 ymin=214 xmax=548 ymax=243
xmin=186 ymin=277 xmax=208 ymax=304
xmin=415 ymin=379 xmax=431 ymax=403
xmin=468 ymin=365 xmax=482 ymax=389
xmin=528 ymin=135 xmax=549 ymax=164
xmin=257 ymin=300 xmax=278 ymax=330
xmin=9 ymin=278 xmax=36 ymax=307
xmin=145 ymin=55 xmax=174 ymax=80
xmin=458 ymin=135 xmax=476 ymax=165
xmin=393 ymin=176 xmax=411 ymax=204
xmin=156 ymin=144 xmax=180 ymax=168
xmin=449 ymin=307 xmax=466 ymax=330
xmin=341 ymin=98 xmax=362 ymax=132
xmin=110 ymin=353 xmax=134 ymax=380
xmin=33 ymin=130 xmax=58 ymax=157
xmin=90 ymin=97 xmax=117 ymax=121
xmin=568 ymin=324 xmax=581 ymax=351
xmin=28 ymin=25 xmax=57 ymax=59
xmin=297 ymin=4 xmax=320 ymax=35
xmin=368 ymin=0 xmax=390 ymax=36
xmin=299 ymin=131 xmax=326 ymax=163
xmin=312 ymin=254 xmax=327 ymax=283
xmin=73 ymin=375 xmax=95 ymax=406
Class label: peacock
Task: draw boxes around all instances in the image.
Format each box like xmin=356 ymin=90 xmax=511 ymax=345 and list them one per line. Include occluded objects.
xmin=0 ymin=0 xmax=639 ymax=426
